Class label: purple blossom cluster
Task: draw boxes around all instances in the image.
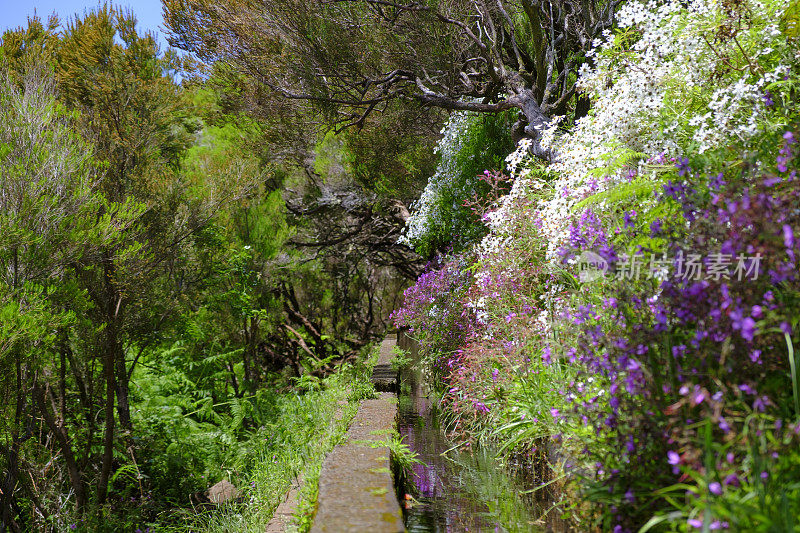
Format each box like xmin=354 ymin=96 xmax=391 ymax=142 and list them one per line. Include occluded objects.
xmin=391 ymin=256 xmax=478 ymax=380
xmin=559 ymin=208 xmax=619 ymax=264
xmin=547 ymin=132 xmax=800 ymax=529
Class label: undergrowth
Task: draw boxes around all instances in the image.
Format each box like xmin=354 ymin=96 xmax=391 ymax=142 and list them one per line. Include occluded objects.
xmin=151 ymin=345 xmax=379 ymax=532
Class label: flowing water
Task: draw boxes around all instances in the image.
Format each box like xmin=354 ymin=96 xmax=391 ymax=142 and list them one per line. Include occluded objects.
xmin=396 ymin=353 xmax=572 ymax=533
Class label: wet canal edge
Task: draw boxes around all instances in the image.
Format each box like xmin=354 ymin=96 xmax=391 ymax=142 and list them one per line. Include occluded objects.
xmin=395 ymin=331 xmax=573 ymax=532
xmin=307 ymin=335 xmax=405 ymax=532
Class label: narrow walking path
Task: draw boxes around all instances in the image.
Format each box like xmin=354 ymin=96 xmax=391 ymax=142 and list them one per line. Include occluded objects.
xmin=309 ymin=336 xmax=404 ymax=532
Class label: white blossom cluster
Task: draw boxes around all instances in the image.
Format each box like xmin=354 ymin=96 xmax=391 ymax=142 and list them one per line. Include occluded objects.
xmin=400 ymin=110 xmax=482 ymax=247
xmin=468 ymin=0 xmax=795 ymax=329
xmin=483 ymin=0 xmax=795 ymax=261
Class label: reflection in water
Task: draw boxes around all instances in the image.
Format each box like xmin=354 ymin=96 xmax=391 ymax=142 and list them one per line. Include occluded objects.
xmin=398 ymin=363 xmax=548 ymax=533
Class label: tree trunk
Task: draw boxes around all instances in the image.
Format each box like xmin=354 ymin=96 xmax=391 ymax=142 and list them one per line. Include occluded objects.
xmin=31 ymin=382 xmax=87 ymax=512
xmin=114 ymin=338 xmax=132 ymax=434
xmin=517 ymin=89 xmax=555 ymax=160
xmin=242 ymin=318 xmax=253 ymax=387
xmin=227 ymin=360 xmax=240 ymax=398
xmin=575 ymin=93 xmax=591 ymax=122
xmin=97 ymin=256 xmax=118 ymax=506
xmin=0 ymin=359 xmax=24 ymax=532
xmin=243 ymin=316 xmax=260 ymax=388
xmin=97 ymin=332 xmax=116 ymax=506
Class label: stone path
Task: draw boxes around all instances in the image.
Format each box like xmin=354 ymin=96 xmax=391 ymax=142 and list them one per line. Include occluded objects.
xmin=371 ymin=336 xmax=400 ymax=392
xmin=309 ymin=335 xmax=404 ymax=532
xmin=264 ymin=474 xmax=303 ymax=533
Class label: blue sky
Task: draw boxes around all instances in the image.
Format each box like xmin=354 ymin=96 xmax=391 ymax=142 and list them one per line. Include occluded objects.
xmin=0 ymin=0 xmax=171 ymax=49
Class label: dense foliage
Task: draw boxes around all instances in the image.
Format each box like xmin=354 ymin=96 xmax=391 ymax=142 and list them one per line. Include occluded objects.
xmin=0 ymin=6 xmax=416 ymax=532
xmin=401 ymin=110 xmax=516 ymax=256
xmin=164 ymin=0 xmax=617 ymax=158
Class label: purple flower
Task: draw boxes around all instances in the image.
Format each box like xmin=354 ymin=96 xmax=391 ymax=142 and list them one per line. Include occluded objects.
xmin=709 ymin=172 xmax=726 ymax=190
xmin=677 ymin=158 xmax=691 ymax=177
xmin=740 ymin=317 xmax=757 ymax=342
xmin=724 ymin=473 xmax=740 ymax=486
xmin=473 ymin=401 xmax=490 ymax=414
xmin=624 ymin=489 xmax=635 ymax=503
xmin=753 ymin=396 xmax=768 ymax=412
xmin=688 ymin=518 xmax=703 ymax=528
xmin=562 ymin=208 xmax=618 ymax=263
xmin=694 ymin=390 xmax=706 ymax=405
xmin=609 ymin=395 xmax=620 ymax=410
xmin=784 ymin=225 xmax=795 ymax=249
xmin=541 ymin=346 xmax=554 ymax=366
xmin=650 ymin=218 xmax=664 ymax=236
xmin=667 ymin=451 xmax=680 ymax=465
xmin=491 ymin=368 xmax=499 ymax=382
xmin=709 ymin=481 xmax=722 ymax=495
xmin=624 ymin=210 xmax=637 ymax=229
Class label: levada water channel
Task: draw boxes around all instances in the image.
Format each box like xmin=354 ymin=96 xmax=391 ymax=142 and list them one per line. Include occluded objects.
xmin=394 ymin=334 xmax=573 ymax=532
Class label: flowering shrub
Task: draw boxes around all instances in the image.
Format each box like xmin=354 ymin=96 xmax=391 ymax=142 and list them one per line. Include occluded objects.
xmin=645 ymin=134 xmax=800 ymax=531
xmin=390 ymin=255 xmax=477 ymax=381
xmin=395 ymin=0 xmax=800 ymax=529
xmin=401 ymin=110 xmax=515 ymax=256
xmin=538 ymin=131 xmax=799 ymax=529
xmin=487 ymin=0 xmax=799 ymax=265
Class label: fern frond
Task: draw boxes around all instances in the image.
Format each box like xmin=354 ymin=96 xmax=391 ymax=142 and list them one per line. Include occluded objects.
xmin=587 ymin=145 xmax=648 ymax=179
xmin=576 ymin=177 xmax=662 ymax=210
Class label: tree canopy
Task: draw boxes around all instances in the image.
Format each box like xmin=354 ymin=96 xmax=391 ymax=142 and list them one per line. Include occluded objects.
xmin=164 ymin=0 xmax=620 ymax=158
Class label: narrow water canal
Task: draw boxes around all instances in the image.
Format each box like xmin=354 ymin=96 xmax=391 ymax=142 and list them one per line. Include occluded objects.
xmin=396 ymin=352 xmax=570 ymax=532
